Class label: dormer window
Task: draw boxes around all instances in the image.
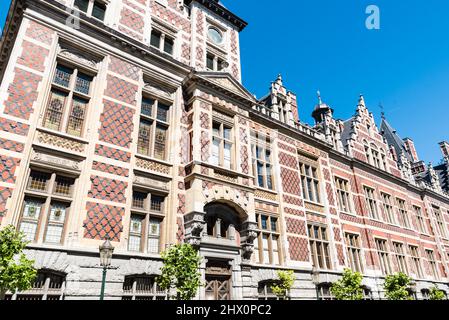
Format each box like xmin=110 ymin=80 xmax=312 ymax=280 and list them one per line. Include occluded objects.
xmin=73 ymin=0 xmax=107 ymax=21
xmin=207 ymin=27 xmax=223 ymax=45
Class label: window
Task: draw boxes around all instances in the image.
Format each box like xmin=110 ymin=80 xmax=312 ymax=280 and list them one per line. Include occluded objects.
xmin=18 ymin=170 xmax=75 ymax=244
xmin=425 ymin=249 xmax=439 ymax=279
xmin=258 ymin=281 xmax=278 ymax=300
xmin=128 ymin=190 xmax=165 ymax=253
xmin=277 ymin=98 xmax=289 ymax=124
xmin=299 ymin=162 xmax=321 ymax=203
xmin=207 ymin=27 xmax=223 ymax=45
xmin=362 ymin=287 xmax=373 ymax=300
xmin=150 ymin=29 xmax=175 ymax=55
xmin=317 ymin=283 xmax=334 ymax=300
xmin=345 ymin=233 xmax=363 ymax=272
xmin=392 ymin=242 xmax=408 ymax=274
xmin=421 ymin=289 xmax=430 ymax=300
xmin=409 ymin=245 xmax=423 ymax=278
xmin=371 ymin=147 xmax=381 ymax=169
xmin=6 ymin=270 xmax=66 ymax=300
xmin=364 ymin=187 xmax=379 ymax=220
xmin=396 ymin=199 xmax=411 ymax=229
xmin=433 ymin=206 xmax=447 ymax=238
xmin=375 ymin=239 xmax=391 ymax=275
xmin=414 ymin=206 xmax=427 ymax=234
xmin=211 ymin=120 xmax=233 ymax=170
xmin=137 ymin=96 xmax=170 ymax=160
xmin=251 ymin=132 xmax=273 ymax=190
xmin=254 ymin=214 xmax=280 ymax=265
xmin=74 ymin=0 xmax=106 ymax=21
xmin=206 ymin=52 xmax=227 ymax=71
xmin=308 ymin=224 xmax=331 ymax=270
xmin=122 ymin=275 xmax=166 ymax=300
xmin=335 ymin=178 xmax=352 ymax=213
xmin=381 ymin=193 xmax=395 ymax=224
xmin=43 ymin=64 xmax=93 ymax=137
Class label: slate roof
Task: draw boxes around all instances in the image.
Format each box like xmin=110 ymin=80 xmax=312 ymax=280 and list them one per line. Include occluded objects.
xmin=379 ymin=117 xmax=414 ymax=162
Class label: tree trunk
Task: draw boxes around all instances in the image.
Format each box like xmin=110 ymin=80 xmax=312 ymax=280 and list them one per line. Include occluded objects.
xmin=0 ymin=289 xmax=6 ymax=300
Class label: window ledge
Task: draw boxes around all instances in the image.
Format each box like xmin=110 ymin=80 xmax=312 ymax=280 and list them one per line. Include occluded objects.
xmin=135 ymin=154 xmax=173 ymax=168
xmin=36 ymin=127 xmax=90 ymax=145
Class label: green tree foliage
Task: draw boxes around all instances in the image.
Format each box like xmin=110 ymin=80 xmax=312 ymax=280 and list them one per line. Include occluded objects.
xmin=270 ymin=270 xmax=295 ymax=300
xmin=0 ymin=225 xmax=37 ymax=300
xmin=383 ymin=272 xmax=413 ymax=300
xmin=330 ymin=268 xmax=364 ymax=300
xmin=156 ymin=243 xmax=202 ymax=300
xmin=429 ymin=285 xmax=446 ymax=300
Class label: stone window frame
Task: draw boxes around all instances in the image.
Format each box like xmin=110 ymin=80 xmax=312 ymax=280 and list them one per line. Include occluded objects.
xmin=257 ymin=280 xmax=280 ymax=300
xmin=137 ymin=85 xmax=172 ymax=161
xmin=210 ymin=110 xmax=235 ymax=170
xmin=380 ymin=192 xmax=396 ymax=225
xmin=254 ymin=212 xmax=281 ymax=266
xmin=71 ymin=0 xmax=109 ymax=22
xmin=363 ymin=185 xmax=380 ymax=221
xmin=17 ymin=167 xmax=78 ymax=245
xmin=334 ymin=176 xmax=354 ymax=214
xmin=363 ymin=140 xmax=387 ymax=171
xmin=392 ymin=241 xmax=409 ymax=274
xmin=307 ymin=223 xmax=332 ymax=270
xmin=128 ymin=188 xmax=166 ymax=254
xmin=6 ymin=269 xmax=66 ymax=300
xmin=408 ymin=245 xmax=424 ymax=278
xmin=298 ymin=154 xmax=322 ymax=205
xmin=425 ymin=249 xmax=439 ymax=280
xmin=396 ymin=198 xmax=411 ymax=229
xmin=374 ymin=237 xmax=392 ymax=275
xmin=344 ymin=232 xmax=364 ymax=273
xmin=413 ymin=205 xmax=428 ymax=235
xmin=149 ymin=18 xmax=178 ymax=56
xmin=122 ymin=274 xmax=167 ymax=300
xmin=205 ymin=18 xmax=228 ymax=72
xmin=41 ymin=57 xmax=97 ymax=139
xmin=432 ymin=205 xmax=448 ymax=238
xmin=316 ymin=283 xmax=334 ymax=300
xmin=250 ymin=131 xmax=274 ymax=191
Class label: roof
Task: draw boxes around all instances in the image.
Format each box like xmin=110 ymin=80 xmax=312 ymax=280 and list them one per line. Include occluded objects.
xmin=340 ymin=117 xmax=355 ymax=149
xmin=379 ymin=117 xmax=414 ymax=163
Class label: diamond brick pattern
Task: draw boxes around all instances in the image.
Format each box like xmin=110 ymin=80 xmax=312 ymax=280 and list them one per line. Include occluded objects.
xmin=152 ymin=1 xmax=191 ymax=33
xmin=179 ymin=126 xmax=189 ymax=163
xmin=181 ymin=42 xmax=191 ymax=61
xmin=279 ymin=152 xmax=298 ymax=169
xmin=230 ymin=31 xmax=238 ymax=55
xmin=177 ymin=193 xmax=186 ymax=214
xmin=123 ymin=0 xmax=146 ymax=13
xmin=326 ymin=183 xmax=335 ymax=206
xmin=0 ymin=155 xmax=20 ymax=183
xmin=0 ymin=138 xmax=24 ymax=153
xmin=17 ymin=40 xmax=49 ymax=72
xmin=104 ymin=75 xmax=137 ymax=106
xmin=0 ymin=187 xmax=12 ymax=216
xmin=196 ymin=46 xmax=204 ymax=61
xmin=25 ymin=20 xmax=54 ymax=44
xmin=176 ymin=217 xmax=184 ymax=243
xmin=231 ymin=63 xmax=239 ymax=79
xmin=286 ymin=217 xmax=306 ymax=235
xmin=196 ymin=10 xmax=204 ymax=35
xmin=239 ymin=127 xmax=248 ymax=144
xmin=283 ymin=195 xmax=303 ymax=206
xmin=288 ymin=236 xmax=309 ymax=262
xmin=281 ymin=167 xmax=301 ymax=196
xmin=95 ymin=144 xmax=131 ymax=163
xmin=322 ymin=168 xmax=331 ymax=181
xmin=333 ymin=227 xmax=342 ymax=241
xmin=4 ymin=68 xmax=41 ymax=120
xmin=201 ymin=131 xmax=210 ymax=161
xmin=88 ymin=175 xmax=128 ymax=203
xmin=118 ymin=25 xmax=144 ymax=41
xmin=92 ymin=161 xmax=129 ymax=177
xmin=98 ymin=100 xmax=135 ymax=148
xmin=284 ymin=207 xmax=305 ymax=216
xmin=0 ymin=118 xmax=29 ymax=136
xmin=240 ymin=145 xmax=249 ymax=174
xmin=120 ymin=7 xmax=144 ymax=33
xmin=200 ymin=112 xmax=210 ymax=129
xmin=336 ymin=244 xmax=345 ymax=265
xmin=83 ymin=202 xmax=124 ymax=241
xmin=109 ymin=56 xmax=140 ymax=81
xmin=278 ymin=142 xmax=296 ymax=153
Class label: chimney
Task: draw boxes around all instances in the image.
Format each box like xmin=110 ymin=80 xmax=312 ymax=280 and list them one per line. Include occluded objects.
xmin=439 ymin=141 xmax=449 ymax=160
xmin=403 ymin=138 xmax=419 ymax=162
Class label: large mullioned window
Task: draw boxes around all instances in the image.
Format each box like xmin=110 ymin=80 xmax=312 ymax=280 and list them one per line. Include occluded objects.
xmin=364 ymin=186 xmax=379 ymax=220
xmin=381 ymin=193 xmax=395 ymax=224
xmin=251 ymin=132 xmax=273 ymax=190
xmin=299 ymin=162 xmax=321 ymax=203
xmin=211 ymin=119 xmax=233 ymax=170
xmin=308 ymin=224 xmax=331 ymax=270
xmin=254 ymin=213 xmax=280 ymax=265
xmin=345 ymin=233 xmax=363 ymax=272
xmin=335 ymin=177 xmax=352 ymax=213
xmin=392 ymin=242 xmax=408 ymax=274
xmin=73 ymin=0 xmax=107 ymax=21
xmin=375 ymin=239 xmax=391 ymax=275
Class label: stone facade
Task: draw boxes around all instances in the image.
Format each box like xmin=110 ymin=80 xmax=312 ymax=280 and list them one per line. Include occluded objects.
xmin=0 ymin=0 xmax=448 ymax=300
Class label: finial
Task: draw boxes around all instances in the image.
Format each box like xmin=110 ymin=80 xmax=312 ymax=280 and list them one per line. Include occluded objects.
xmin=317 ymin=90 xmax=322 ymax=104
xmin=358 ymin=94 xmax=366 ymax=107
xmin=380 ymin=103 xmax=385 ymax=119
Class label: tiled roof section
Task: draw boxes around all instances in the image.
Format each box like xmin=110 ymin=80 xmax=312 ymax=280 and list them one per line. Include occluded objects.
xmin=340 ymin=117 xmax=355 ymax=149
xmin=435 ymin=163 xmax=449 ymax=192
xmin=379 ymin=118 xmax=413 ymax=162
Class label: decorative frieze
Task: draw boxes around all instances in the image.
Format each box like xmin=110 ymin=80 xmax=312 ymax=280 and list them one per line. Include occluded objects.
xmin=36 ymin=131 xmax=85 ymax=153
xmin=31 ymin=150 xmax=81 ymax=171
xmin=135 ymin=158 xmax=170 ymax=175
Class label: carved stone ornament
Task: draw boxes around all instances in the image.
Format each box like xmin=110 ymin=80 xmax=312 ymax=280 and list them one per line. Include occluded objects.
xmin=183 ymin=211 xmax=206 ymax=247
xmin=31 ymin=150 xmax=81 ymax=171
xmin=59 ymin=48 xmax=99 ymax=69
xmin=37 ymin=131 xmax=85 ymax=153
xmin=136 ymin=158 xmax=170 ymax=175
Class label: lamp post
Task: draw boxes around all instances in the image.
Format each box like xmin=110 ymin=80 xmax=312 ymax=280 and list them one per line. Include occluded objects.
xmin=99 ymin=238 xmax=114 ymax=300
xmin=311 ymin=267 xmax=320 ymax=300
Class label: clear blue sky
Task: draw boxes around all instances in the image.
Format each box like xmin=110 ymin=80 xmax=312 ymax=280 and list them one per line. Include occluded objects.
xmin=1 ymin=0 xmax=448 ymax=163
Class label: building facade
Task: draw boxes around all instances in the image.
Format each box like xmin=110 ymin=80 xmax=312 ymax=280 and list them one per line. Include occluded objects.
xmin=0 ymin=0 xmax=449 ymax=300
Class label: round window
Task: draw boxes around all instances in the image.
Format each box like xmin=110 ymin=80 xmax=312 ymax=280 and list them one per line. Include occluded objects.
xmin=208 ymin=27 xmax=223 ymax=45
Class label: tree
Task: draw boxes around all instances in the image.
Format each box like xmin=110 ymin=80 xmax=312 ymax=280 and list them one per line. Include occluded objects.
xmin=383 ymin=272 xmax=413 ymax=300
xmin=156 ymin=243 xmax=202 ymax=300
xmin=270 ymin=270 xmax=295 ymax=300
xmin=330 ymin=268 xmax=364 ymax=300
xmin=429 ymin=285 xmax=446 ymax=300
xmin=0 ymin=225 xmax=37 ymax=300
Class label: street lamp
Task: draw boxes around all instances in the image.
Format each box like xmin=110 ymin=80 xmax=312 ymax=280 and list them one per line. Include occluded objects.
xmin=99 ymin=238 xmax=114 ymax=300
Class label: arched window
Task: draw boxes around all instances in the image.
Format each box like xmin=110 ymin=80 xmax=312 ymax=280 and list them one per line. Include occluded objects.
xmin=122 ymin=275 xmax=166 ymax=300
xmin=316 ymin=283 xmax=334 ymax=300
xmin=6 ymin=269 xmax=66 ymax=300
xmin=204 ymin=203 xmax=242 ymax=240
xmin=257 ymin=281 xmax=279 ymax=300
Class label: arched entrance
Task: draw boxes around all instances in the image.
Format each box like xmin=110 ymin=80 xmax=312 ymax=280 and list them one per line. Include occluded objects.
xmin=204 ymin=202 xmax=244 ymax=241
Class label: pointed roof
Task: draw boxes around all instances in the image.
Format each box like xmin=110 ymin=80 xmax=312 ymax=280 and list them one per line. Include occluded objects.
xmin=380 ymin=117 xmax=414 ymax=163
